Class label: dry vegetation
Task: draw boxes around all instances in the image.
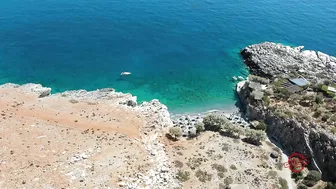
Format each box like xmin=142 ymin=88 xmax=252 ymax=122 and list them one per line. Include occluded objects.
xmin=255 ymin=76 xmax=336 ymax=133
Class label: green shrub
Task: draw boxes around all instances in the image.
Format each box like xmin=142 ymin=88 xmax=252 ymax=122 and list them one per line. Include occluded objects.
xmin=218 ymin=183 xmax=226 ymax=189
xmin=311 ymin=83 xmax=323 ymax=92
xmin=243 ymin=130 xmax=266 ymax=146
xmin=168 ymin=127 xmax=182 ymax=140
xmin=230 ymin=165 xmax=237 ymax=170
xmin=176 ymin=170 xmax=190 ymax=182
xmin=291 ymin=172 xmax=304 ymax=182
xmin=324 ymin=80 xmax=331 ymax=85
xmin=211 ymin=164 xmax=227 ymax=173
xmin=322 ymin=85 xmax=329 ymax=92
xmin=322 ymin=114 xmax=331 ymax=122
xmin=224 ymin=177 xmax=233 ymax=186
xmin=203 ymin=115 xmax=228 ymax=131
xmin=195 ymin=122 xmax=205 ymax=133
xmin=302 ymin=170 xmax=321 ymax=187
xmin=187 ymin=157 xmax=203 ymax=170
xmin=326 ymin=182 xmax=336 ymax=189
xmin=249 ymin=75 xmax=270 ymax=84
xmin=274 ymin=87 xmax=291 ymax=99
xmin=331 ymin=127 xmax=336 ymax=134
xmin=217 ymin=172 xmax=225 ymax=178
xmin=315 ymin=95 xmax=324 ymax=104
xmin=220 ymin=122 xmax=243 ymax=138
xmin=276 ymin=162 xmax=283 ymax=170
xmin=256 ymin=120 xmax=267 ymax=131
xmin=297 ymin=184 xmax=308 ymax=189
xmin=174 ymin=160 xmax=183 ymax=168
xmin=263 ymin=95 xmax=271 ymax=106
xmin=300 ymin=114 xmax=312 ymax=122
xmin=279 ymin=177 xmax=288 ymax=189
xmin=195 ymin=169 xmax=212 ymax=182
xmin=69 ymin=99 xmax=79 ymax=104
xmin=222 ymin=143 xmax=230 ymax=151
xmin=267 ymin=170 xmax=278 ymax=179
xmin=313 ymin=107 xmax=324 ymax=118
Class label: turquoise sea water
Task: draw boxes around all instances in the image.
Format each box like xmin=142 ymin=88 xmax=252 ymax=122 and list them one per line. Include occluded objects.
xmin=0 ymin=0 xmax=335 ymax=113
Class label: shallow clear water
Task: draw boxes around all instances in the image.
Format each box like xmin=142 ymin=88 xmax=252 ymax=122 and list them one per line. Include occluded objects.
xmin=0 ymin=0 xmax=335 ymax=112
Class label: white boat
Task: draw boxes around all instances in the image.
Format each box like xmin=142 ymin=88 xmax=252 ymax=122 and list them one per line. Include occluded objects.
xmin=120 ymin=72 xmax=131 ymax=76
xmin=232 ymin=76 xmax=237 ymax=81
xmin=238 ymin=76 xmax=245 ymax=81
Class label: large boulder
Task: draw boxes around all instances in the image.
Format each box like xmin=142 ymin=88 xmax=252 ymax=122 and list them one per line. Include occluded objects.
xmin=20 ymin=83 xmax=51 ymax=98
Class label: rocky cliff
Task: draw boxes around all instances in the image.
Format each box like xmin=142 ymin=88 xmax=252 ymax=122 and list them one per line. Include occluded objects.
xmin=238 ymin=42 xmax=336 ymax=181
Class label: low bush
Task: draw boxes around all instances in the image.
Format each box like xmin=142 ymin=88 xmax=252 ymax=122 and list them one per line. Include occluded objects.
xmin=315 ymin=95 xmax=324 ymax=104
xmin=331 ymin=127 xmax=336 ymax=134
xmin=69 ymin=99 xmax=79 ymax=104
xmin=291 ymin=172 xmax=304 ymax=182
xmin=279 ymin=177 xmax=288 ymax=189
xmin=220 ymin=122 xmax=243 ymax=139
xmin=267 ymin=170 xmax=278 ymax=179
xmin=195 ymin=169 xmax=212 ymax=182
xmin=256 ymin=120 xmax=267 ymax=131
xmin=212 ymin=164 xmax=227 ymax=173
xmin=230 ymin=164 xmax=237 ymax=170
xmin=168 ymin=127 xmax=182 ymax=140
xmin=249 ymin=74 xmax=270 ymax=84
xmin=297 ymin=184 xmax=308 ymax=189
xmin=313 ymin=107 xmax=324 ymax=118
xmin=217 ymin=172 xmax=225 ymax=178
xmin=274 ymin=87 xmax=291 ymax=99
xmin=263 ymin=95 xmax=271 ymax=106
xmin=174 ymin=160 xmax=183 ymax=168
xmin=224 ymin=177 xmax=233 ymax=186
xmin=194 ymin=122 xmax=205 ymax=133
xmin=311 ymin=83 xmax=323 ymax=92
xmin=221 ymin=143 xmax=230 ymax=151
xmin=324 ymin=80 xmax=332 ymax=85
xmin=302 ymin=170 xmax=321 ymax=187
xmin=176 ymin=170 xmax=190 ymax=182
xmin=326 ymin=182 xmax=336 ymax=189
xmin=187 ymin=157 xmax=203 ymax=170
xmin=322 ymin=114 xmax=331 ymax=122
xmin=203 ymin=115 xmax=228 ymax=131
xmin=243 ymin=130 xmax=265 ymax=146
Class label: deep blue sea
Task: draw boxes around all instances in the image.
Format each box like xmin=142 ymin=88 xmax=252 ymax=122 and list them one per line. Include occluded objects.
xmin=0 ymin=0 xmax=335 ymax=113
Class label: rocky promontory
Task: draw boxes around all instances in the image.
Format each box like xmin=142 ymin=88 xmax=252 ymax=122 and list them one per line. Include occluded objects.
xmin=238 ymin=42 xmax=336 ymax=182
xmin=241 ymin=42 xmax=336 ymax=82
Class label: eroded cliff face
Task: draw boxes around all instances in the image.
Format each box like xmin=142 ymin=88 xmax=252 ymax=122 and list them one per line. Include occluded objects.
xmin=238 ymin=80 xmax=336 ymax=181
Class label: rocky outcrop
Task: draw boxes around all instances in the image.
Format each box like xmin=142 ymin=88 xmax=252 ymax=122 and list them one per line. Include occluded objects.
xmin=1 ymin=83 xmax=51 ymax=98
xmin=136 ymin=99 xmax=173 ymax=129
xmin=241 ymin=42 xmax=336 ymax=82
xmin=237 ymin=72 xmax=336 ymax=181
xmin=58 ymin=88 xmax=137 ymax=105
